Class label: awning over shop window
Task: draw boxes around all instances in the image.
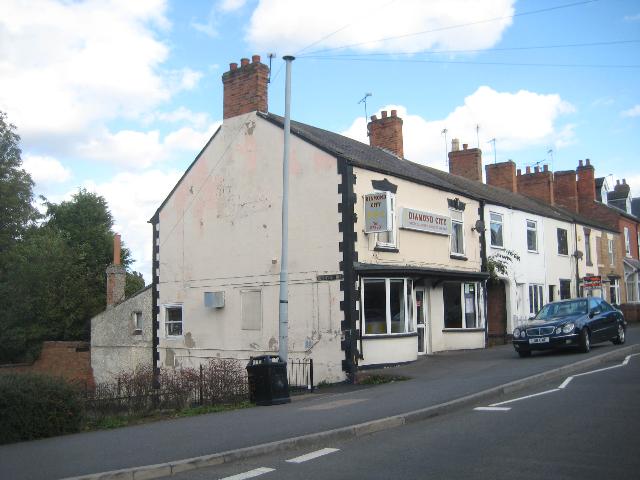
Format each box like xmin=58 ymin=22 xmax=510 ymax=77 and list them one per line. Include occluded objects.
xmin=353 ymin=262 xmax=489 ymax=282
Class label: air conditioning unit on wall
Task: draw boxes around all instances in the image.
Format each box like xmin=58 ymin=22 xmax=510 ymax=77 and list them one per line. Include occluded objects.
xmin=204 ymin=291 xmax=225 ymax=308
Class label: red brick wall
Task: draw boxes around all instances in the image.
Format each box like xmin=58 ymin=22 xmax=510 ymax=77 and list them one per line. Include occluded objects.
xmin=554 ymin=170 xmax=578 ymax=212
xmin=576 ymin=159 xmax=596 ymax=207
xmin=222 ymin=55 xmax=269 ymax=120
xmin=516 ymin=166 xmax=554 ymax=204
xmin=0 ymin=341 xmax=94 ymax=388
xmin=368 ymin=110 xmax=404 ymax=158
xmin=448 ymin=145 xmax=482 ymax=182
xmin=485 ymin=161 xmax=517 ymax=192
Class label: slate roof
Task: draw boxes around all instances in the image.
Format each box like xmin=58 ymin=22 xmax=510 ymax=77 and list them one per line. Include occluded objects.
xmin=259 ymin=112 xmax=617 ymax=233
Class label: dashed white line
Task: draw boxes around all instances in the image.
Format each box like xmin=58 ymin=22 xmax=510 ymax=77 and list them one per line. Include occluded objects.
xmin=558 ymin=376 xmax=573 ymax=389
xmin=219 ymin=467 xmax=275 ymax=480
xmin=474 ymin=406 xmax=511 ymax=412
xmin=286 ymin=448 xmax=340 ymax=464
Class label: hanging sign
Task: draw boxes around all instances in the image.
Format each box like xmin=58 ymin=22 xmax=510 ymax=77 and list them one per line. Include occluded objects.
xmin=400 ymin=208 xmax=450 ymax=235
xmin=364 ymin=192 xmax=392 ymax=233
xmin=582 ymin=275 xmax=602 ymax=288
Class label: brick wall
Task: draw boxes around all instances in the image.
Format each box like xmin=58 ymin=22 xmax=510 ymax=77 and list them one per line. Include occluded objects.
xmin=0 ymin=341 xmax=94 ymax=388
xmin=553 ymin=170 xmax=578 ymax=212
xmin=577 ymin=159 xmax=596 ymax=207
xmin=485 ymin=160 xmax=517 ymax=192
xmin=516 ymin=165 xmax=555 ymax=204
xmin=368 ymin=110 xmax=404 ymax=158
xmin=222 ymin=55 xmax=269 ymax=120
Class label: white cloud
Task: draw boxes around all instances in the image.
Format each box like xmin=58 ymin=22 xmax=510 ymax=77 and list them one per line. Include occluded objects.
xmin=76 ymin=122 xmax=221 ymax=168
xmin=624 ymin=13 xmax=640 ymax=21
xmin=82 ymin=169 xmax=183 ymax=280
xmin=342 ymin=87 xmax=575 ymax=168
xmin=0 ymin=0 xmax=200 ymax=146
xmin=22 ymin=154 xmax=72 ymax=185
xmin=219 ymin=0 xmax=248 ymax=12
xmin=621 ymin=105 xmax=640 ymax=118
xmin=247 ymin=0 xmax=515 ymax=53
xmin=153 ymin=107 xmax=212 ymax=128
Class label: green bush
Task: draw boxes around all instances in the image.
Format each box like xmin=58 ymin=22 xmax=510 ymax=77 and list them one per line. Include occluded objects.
xmin=0 ymin=373 xmax=83 ymax=444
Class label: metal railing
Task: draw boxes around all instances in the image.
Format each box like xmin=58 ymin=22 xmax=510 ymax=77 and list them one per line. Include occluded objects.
xmin=288 ymin=358 xmax=314 ymax=394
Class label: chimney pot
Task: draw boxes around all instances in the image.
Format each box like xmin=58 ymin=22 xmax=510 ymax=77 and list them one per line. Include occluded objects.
xmin=543 ymin=164 xmax=548 ymax=172
xmin=617 ymin=179 xmax=621 ymax=185
xmin=391 ymin=109 xmax=397 ymax=117
xmin=113 ymin=233 xmax=121 ymax=266
xmin=526 ymin=166 xmax=531 ymax=174
xmin=534 ymin=166 xmax=540 ymax=173
xmin=579 ymin=160 xmax=584 ymax=167
xmin=368 ymin=108 xmax=404 ymax=158
xmin=252 ymin=54 xmax=260 ymax=63
xmin=223 ymin=54 xmax=269 ymax=119
xmin=230 ymin=62 xmax=238 ymax=71
xmin=381 ymin=111 xmax=388 ymax=118
xmin=623 ymin=178 xmax=627 ymax=184
xmin=586 ymin=158 xmax=591 ymax=166
xmin=517 ymin=169 xmax=522 ymax=176
xmin=370 ymin=115 xmax=377 ymax=121
xmin=463 ymin=143 xmax=468 ymax=150
xmin=240 ymin=58 xmax=249 ymax=66
xmin=452 ymin=138 xmax=460 ymax=151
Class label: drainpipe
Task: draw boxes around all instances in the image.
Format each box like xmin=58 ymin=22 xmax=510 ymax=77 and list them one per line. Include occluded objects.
xmin=478 ymin=200 xmax=489 ymax=347
xmin=573 ymin=223 xmax=581 ymax=298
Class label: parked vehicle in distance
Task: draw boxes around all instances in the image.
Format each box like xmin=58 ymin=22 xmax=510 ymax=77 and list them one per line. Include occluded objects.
xmin=513 ymin=297 xmax=626 ymax=358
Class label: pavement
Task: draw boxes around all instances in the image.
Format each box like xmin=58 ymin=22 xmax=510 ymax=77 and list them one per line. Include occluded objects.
xmin=1 ymin=325 xmax=639 ymax=480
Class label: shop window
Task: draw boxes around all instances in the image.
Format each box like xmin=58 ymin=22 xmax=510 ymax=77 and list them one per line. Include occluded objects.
xmin=490 ymin=212 xmax=503 ymax=248
xmin=362 ymin=278 xmax=413 ymax=335
xmin=443 ymin=282 xmax=479 ymax=329
xmin=450 ymin=209 xmax=465 ymax=256
xmin=164 ymin=304 xmax=183 ymax=337
xmin=528 ymin=284 xmax=544 ymax=314
xmin=526 ymin=220 xmax=538 ymax=252
xmin=557 ymin=228 xmax=568 ymax=255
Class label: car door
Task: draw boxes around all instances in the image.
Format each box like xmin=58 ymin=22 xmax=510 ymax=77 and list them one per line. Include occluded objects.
xmin=587 ymin=298 xmax=608 ymax=342
xmin=598 ymin=299 xmax=619 ymax=340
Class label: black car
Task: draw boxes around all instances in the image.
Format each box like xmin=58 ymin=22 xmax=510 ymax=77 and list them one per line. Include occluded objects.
xmin=513 ymin=297 xmax=626 ymax=358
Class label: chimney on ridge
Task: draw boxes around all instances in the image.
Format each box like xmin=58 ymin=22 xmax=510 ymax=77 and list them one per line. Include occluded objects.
xmin=106 ymin=233 xmax=126 ymax=308
xmin=485 ymin=160 xmax=517 ymax=192
xmin=576 ymin=158 xmax=596 ymax=213
xmin=553 ymin=170 xmax=579 ymax=212
xmin=448 ymin=139 xmax=482 ymax=182
xmin=368 ymin=110 xmax=404 ymax=158
xmin=222 ymin=55 xmax=269 ymax=120
xmin=516 ymin=164 xmax=555 ymax=205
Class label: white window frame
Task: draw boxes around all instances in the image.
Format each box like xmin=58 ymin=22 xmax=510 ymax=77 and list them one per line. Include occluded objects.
xmin=608 ymin=238 xmax=615 ymax=266
xmin=375 ymin=193 xmax=397 ymax=249
xmin=132 ymin=311 xmax=143 ymax=333
xmin=449 ymin=208 xmax=465 ymax=257
xmin=164 ymin=304 xmax=183 ymax=338
xmin=557 ymin=228 xmax=568 ymax=256
xmin=526 ymin=220 xmax=538 ymax=253
xmin=528 ymin=284 xmax=544 ymax=314
xmin=609 ymin=279 xmax=620 ymax=305
xmin=624 ymin=227 xmax=631 ymax=257
xmin=361 ymin=278 xmax=414 ymax=336
xmin=443 ymin=282 xmax=481 ymax=330
xmin=489 ymin=212 xmax=504 ymax=248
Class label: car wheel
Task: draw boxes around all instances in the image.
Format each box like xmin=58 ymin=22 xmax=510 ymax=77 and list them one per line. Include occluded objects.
xmin=612 ymin=324 xmax=626 ymax=345
xmin=518 ymin=350 xmax=531 ymax=358
xmin=579 ymin=328 xmax=591 ymax=353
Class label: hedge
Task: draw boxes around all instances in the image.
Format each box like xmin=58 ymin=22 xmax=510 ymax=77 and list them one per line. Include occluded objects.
xmin=0 ymin=373 xmax=83 ymax=444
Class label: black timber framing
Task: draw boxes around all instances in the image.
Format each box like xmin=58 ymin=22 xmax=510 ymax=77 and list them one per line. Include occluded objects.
xmin=150 ymin=215 xmax=160 ymax=389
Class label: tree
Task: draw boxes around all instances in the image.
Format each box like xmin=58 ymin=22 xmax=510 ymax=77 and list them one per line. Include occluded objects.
xmin=487 ymin=249 xmax=520 ymax=283
xmin=0 ymin=111 xmax=39 ymax=264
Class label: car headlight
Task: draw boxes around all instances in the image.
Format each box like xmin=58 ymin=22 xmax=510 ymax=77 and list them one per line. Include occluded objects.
xmin=562 ymin=323 xmax=575 ymax=334
xmin=555 ymin=327 xmax=562 ymax=334
xmin=521 ymin=329 xmax=526 ymax=337
xmin=513 ymin=328 xmax=521 ymax=338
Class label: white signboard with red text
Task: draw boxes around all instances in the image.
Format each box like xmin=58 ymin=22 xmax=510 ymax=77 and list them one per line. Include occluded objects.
xmin=364 ymin=192 xmax=392 ymax=233
xmin=400 ymin=208 xmax=450 ymax=235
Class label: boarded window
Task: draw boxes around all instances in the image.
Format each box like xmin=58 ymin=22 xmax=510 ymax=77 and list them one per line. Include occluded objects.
xmin=241 ymin=290 xmax=262 ymax=330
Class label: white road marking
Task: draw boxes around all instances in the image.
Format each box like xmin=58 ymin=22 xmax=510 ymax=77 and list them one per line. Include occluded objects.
xmin=558 ymin=377 xmax=573 ymax=389
xmin=490 ymin=388 xmax=560 ymax=407
xmin=286 ymin=448 xmax=340 ymax=464
xmin=219 ymin=467 xmax=275 ymax=480
xmin=474 ymin=407 xmax=511 ymax=412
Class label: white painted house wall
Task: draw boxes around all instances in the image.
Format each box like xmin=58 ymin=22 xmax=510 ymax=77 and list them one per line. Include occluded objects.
xmin=156 ymin=112 xmax=345 ymax=383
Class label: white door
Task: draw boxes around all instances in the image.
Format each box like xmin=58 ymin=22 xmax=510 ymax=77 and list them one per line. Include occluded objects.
xmin=416 ymin=288 xmax=428 ymax=355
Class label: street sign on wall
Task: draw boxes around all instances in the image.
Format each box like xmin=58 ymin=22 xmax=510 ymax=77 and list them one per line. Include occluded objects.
xmin=400 ymin=208 xmax=450 ymax=235
xmin=364 ymin=192 xmax=392 ymax=233
xmin=582 ymin=275 xmax=602 ymax=288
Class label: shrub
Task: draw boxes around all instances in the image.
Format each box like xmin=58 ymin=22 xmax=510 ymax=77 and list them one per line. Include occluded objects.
xmin=0 ymin=373 xmax=83 ymax=444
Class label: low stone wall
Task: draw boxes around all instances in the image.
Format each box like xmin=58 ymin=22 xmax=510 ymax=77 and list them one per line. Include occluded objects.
xmin=620 ymin=303 xmax=640 ymax=323
xmin=0 ymin=341 xmax=94 ymax=388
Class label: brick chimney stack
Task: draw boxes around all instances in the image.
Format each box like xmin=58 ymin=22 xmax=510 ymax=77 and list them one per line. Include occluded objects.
xmin=368 ymin=110 xmax=404 ymax=158
xmin=106 ymin=233 xmax=126 ymax=308
xmin=222 ymin=55 xmax=269 ymax=120
xmin=516 ymin=164 xmax=555 ymax=205
xmin=553 ymin=170 xmax=578 ymax=212
xmin=576 ymin=158 xmax=596 ymax=213
xmin=485 ymin=160 xmax=517 ymax=192
xmin=448 ymin=139 xmax=482 ymax=182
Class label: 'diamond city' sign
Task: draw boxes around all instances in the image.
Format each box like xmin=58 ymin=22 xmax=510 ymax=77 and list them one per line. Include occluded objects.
xmin=364 ymin=192 xmax=392 ymax=233
xmin=400 ymin=208 xmax=450 ymax=235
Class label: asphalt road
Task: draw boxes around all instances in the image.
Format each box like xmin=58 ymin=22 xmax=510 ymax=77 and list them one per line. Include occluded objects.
xmin=173 ymin=352 xmax=640 ymax=480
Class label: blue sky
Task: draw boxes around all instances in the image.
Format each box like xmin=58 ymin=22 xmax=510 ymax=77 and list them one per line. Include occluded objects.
xmin=1 ymin=0 xmax=639 ymax=280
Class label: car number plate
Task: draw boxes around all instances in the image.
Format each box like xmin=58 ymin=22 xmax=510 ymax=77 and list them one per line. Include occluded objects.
xmin=529 ymin=337 xmax=549 ymax=344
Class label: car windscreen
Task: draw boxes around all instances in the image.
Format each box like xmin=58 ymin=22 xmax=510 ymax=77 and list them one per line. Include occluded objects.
xmin=535 ymin=300 xmax=588 ymax=320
